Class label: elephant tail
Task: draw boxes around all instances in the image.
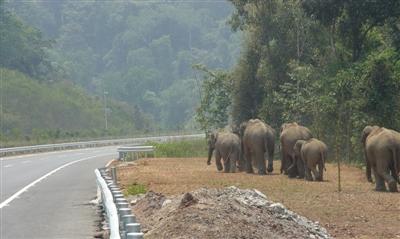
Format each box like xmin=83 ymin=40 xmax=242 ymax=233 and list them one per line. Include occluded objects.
xmin=320 ymin=150 xmax=326 ymax=171
xmin=392 ymin=147 xmax=399 ymax=184
xmin=264 ymin=134 xmax=274 ymax=160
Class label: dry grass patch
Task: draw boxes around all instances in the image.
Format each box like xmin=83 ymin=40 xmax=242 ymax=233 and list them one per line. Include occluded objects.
xmin=117 ymin=157 xmax=400 ymax=239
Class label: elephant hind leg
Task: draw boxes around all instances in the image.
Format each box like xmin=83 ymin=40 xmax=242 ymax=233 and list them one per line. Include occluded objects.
xmin=382 ymin=170 xmax=397 ymax=192
xmin=229 ymin=155 xmax=237 ymax=173
xmin=223 ymin=157 xmax=230 ymax=173
xmin=373 ymin=167 xmax=387 ymax=191
xmin=375 ymin=176 xmax=387 ymax=191
xmin=305 ymin=167 xmax=313 ymax=181
xmin=377 ymin=159 xmax=397 ymax=192
xmin=388 ymin=180 xmax=397 ymax=192
xmin=256 ymin=151 xmax=267 ymax=175
xmin=238 ymin=152 xmax=245 ymax=172
xmin=296 ymin=157 xmax=305 ymax=179
xmin=244 ymin=147 xmax=254 ymax=174
xmin=215 ymin=151 xmax=223 ymax=171
xmin=311 ymin=166 xmax=321 ymax=181
xmin=287 ymin=156 xmax=299 ymax=178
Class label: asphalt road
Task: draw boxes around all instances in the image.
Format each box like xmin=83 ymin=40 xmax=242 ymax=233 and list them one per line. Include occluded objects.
xmin=0 ymin=146 xmax=118 ymax=239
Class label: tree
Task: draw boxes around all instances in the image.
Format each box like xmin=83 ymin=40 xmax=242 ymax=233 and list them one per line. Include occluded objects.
xmin=0 ymin=10 xmax=51 ymax=79
xmin=195 ymin=65 xmax=233 ymax=132
xmin=302 ymin=0 xmax=400 ymax=62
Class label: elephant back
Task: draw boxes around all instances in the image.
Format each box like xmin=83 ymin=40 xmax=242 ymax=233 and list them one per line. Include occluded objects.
xmin=302 ymin=138 xmax=327 ymax=155
xmin=366 ymin=128 xmax=400 ymax=150
xmin=280 ymin=125 xmax=312 ymax=145
xmin=216 ymin=132 xmax=240 ymax=147
xmin=243 ymin=120 xmax=274 ymax=153
xmin=244 ymin=121 xmax=272 ymax=140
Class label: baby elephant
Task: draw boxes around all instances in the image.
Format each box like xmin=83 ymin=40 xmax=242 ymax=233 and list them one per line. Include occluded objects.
xmin=207 ymin=131 xmax=241 ymax=173
xmin=293 ymin=138 xmax=327 ymax=181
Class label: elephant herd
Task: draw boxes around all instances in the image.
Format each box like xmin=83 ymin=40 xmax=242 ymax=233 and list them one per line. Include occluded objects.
xmin=207 ymin=119 xmax=400 ymax=192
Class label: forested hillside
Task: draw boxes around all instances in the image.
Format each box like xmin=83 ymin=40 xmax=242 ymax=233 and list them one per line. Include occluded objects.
xmin=1 ymin=68 xmax=146 ymax=146
xmin=6 ymin=1 xmax=241 ymax=129
xmin=198 ymin=0 xmax=400 ymax=163
xmin=0 ymin=1 xmax=149 ymax=146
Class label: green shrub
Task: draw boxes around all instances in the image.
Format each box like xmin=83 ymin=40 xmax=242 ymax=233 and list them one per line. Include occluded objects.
xmin=125 ymin=183 xmax=147 ymax=196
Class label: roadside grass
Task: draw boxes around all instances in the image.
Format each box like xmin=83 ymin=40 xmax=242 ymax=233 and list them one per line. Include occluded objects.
xmin=124 ymin=183 xmax=147 ymax=196
xmin=117 ymin=157 xmax=400 ymax=239
xmin=147 ymin=139 xmax=207 ymax=158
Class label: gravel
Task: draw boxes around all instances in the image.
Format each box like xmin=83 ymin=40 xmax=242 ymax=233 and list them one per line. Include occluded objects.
xmin=129 ymin=186 xmax=331 ymax=239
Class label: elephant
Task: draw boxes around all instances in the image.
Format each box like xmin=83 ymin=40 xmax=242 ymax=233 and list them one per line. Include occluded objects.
xmin=361 ymin=125 xmax=400 ymax=192
xmin=239 ymin=119 xmax=275 ymax=175
xmin=280 ymin=122 xmax=313 ymax=178
xmin=207 ymin=131 xmax=241 ymax=173
xmin=293 ymin=138 xmax=327 ymax=181
xmin=361 ymin=125 xmax=380 ymax=183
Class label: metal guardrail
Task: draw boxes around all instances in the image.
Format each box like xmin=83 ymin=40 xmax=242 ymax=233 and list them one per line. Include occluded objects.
xmin=117 ymin=146 xmax=155 ymax=160
xmin=95 ymin=168 xmax=121 ymax=239
xmin=96 ymin=168 xmax=144 ymax=239
xmin=0 ymin=133 xmax=205 ymax=157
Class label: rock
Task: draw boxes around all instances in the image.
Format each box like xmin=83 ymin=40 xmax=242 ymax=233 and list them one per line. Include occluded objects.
xmin=269 ymin=203 xmax=286 ymax=214
xmin=179 ymin=192 xmax=198 ymax=208
xmin=162 ymin=199 xmax=172 ymax=208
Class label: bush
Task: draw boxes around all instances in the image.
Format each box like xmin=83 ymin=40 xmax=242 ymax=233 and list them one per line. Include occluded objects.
xmin=125 ymin=183 xmax=147 ymax=196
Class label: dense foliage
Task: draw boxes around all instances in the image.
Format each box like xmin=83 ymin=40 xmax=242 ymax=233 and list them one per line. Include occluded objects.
xmin=7 ymin=1 xmax=241 ymax=129
xmin=0 ymin=7 xmax=50 ymax=79
xmin=195 ymin=65 xmax=233 ymax=132
xmin=200 ymin=0 xmax=400 ymax=163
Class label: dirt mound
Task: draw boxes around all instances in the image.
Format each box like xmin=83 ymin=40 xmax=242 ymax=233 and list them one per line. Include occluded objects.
xmin=131 ymin=186 xmax=331 ymax=239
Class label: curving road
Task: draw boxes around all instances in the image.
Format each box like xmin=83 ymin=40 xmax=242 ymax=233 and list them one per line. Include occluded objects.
xmin=0 ymin=146 xmax=118 ymax=239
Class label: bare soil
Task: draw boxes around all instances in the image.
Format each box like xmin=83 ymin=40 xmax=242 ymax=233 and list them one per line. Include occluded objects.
xmin=116 ymin=158 xmax=400 ymax=239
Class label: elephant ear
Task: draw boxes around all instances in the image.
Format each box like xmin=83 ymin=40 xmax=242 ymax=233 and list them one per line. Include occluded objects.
xmin=231 ymin=124 xmax=240 ymax=135
xmin=293 ymin=140 xmax=303 ymax=155
xmin=280 ymin=123 xmax=287 ymax=133
xmin=239 ymin=121 xmax=248 ymax=136
xmin=208 ymin=132 xmax=216 ymax=145
xmin=361 ymin=126 xmax=374 ymax=145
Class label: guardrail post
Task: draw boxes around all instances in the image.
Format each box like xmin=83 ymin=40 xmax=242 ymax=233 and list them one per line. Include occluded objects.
xmin=111 ymin=167 xmax=117 ymax=183
xmin=125 ymin=223 xmax=141 ymax=233
xmin=126 ymin=232 xmax=144 ymax=239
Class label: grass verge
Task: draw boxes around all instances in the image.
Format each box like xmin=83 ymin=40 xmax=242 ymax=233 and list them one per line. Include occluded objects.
xmin=148 ymin=139 xmax=207 ymax=158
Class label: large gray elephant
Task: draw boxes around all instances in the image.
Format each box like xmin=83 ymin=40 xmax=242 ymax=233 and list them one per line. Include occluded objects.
xmin=240 ymin=119 xmax=275 ymax=175
xmin=207 ymin=131 xmax=241 ymax=173
xmin=293 ymin=138 xmax=327 ymax=181
xmin=280 ymin=122 xmax=313 ymax=178
xmin=361 ymin=125 xmax=400 ymax=192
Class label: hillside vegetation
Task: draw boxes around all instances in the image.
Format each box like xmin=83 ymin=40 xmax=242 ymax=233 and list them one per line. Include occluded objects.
xmin=7 ymin=1 xmax=241 ymax=129
xmin=0 ymin=68 xmax=144 ymax=146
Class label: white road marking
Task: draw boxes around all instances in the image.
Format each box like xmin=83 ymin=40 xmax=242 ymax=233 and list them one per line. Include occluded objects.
xmin=105 ymin=159 xmax=116 ymax=167
xmin=0 ymin=146 xmax=117 ymax=161
xmin=21 ymin=160 xmax=31 ymax=164
xmin=0 ymin=154 xmax=113 ymax=209
xmin=3 ymin=164 xmax=13 ymax=168
xmin=0 ymin=151 xmax=61 ymax=160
